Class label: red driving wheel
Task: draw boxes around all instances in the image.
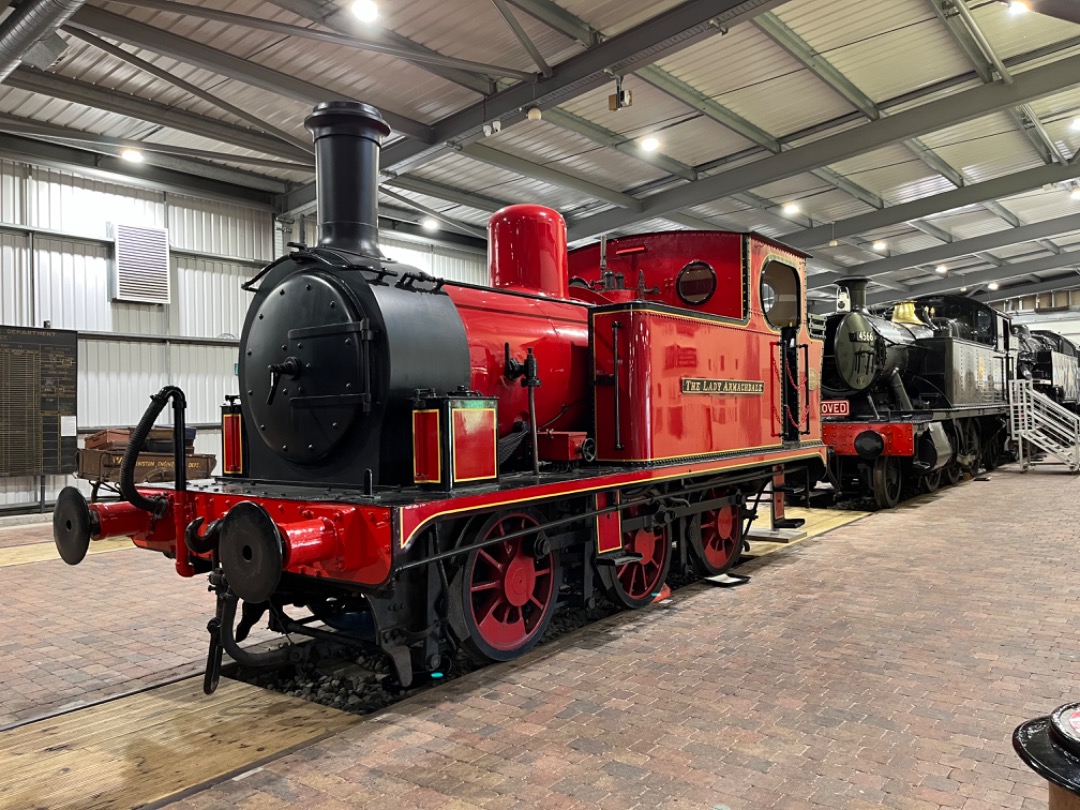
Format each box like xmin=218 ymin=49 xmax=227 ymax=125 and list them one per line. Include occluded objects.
xmin=459 ymin=511 xmax=561 ymax=662
xmin=602 ymin=507 xmax=671 ymax=609
xmin=694 ymin=488 xmax=743 ymax=575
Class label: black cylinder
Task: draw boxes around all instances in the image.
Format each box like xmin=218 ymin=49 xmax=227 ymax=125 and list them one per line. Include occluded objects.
xmin=838 ymin=276 xmax=870 ymax=312
xmin=304 ymin=101 xmax=391 ymax=258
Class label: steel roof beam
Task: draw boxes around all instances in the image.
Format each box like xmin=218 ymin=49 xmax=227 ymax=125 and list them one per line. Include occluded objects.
xmin=68 ymin=6 xmax=435 ymax=143
xmin=755 ymin=10 xmax=965 ymax=210
xmin=934 ymin=0 xmax=1067 ymax=166
xmin=385 ymin=175 xmax=509 ymax=214
xmin=6 ymin=67 xmax=314 ymax=163
xmin=575 ymin=44 xmax=1080 ymax=241
xmin=107 ymin=0 xmax=533 ymax=83
xmin=504 ymin=0 xmax=598 ymax=46
xmin=65 ymin=27 xmax=314 ymax=156
xmin=812 ymin=213 xmax=1080 ymax=288
xmin=377 ymin=0 xmax=786 ymax=173
xmin=0 ymin=113 xmax=312 ymax=172
xmin=541 ymin=107 xmax=697 ymax=181
xmin=786 ymin=162 xmax=1080 ymax=249
xmin=635 ymin=65 xmax=893 ymax=217
xmin=0 ymin=130 xmax=277 ymax=206
xmin=490 ymin=0 xmax=551 ymax=77
xmin=459 ymin=142 xmax=644 ymax=210
xmin=260 ymin=0 xmax=493 ymax=94
xmin=754 ymin=12 xmax=878 ymax=121
xmin=379 ymin=187 xmax=488 ymax=239
xmin=983 ymin=199 xmax=1020 ymax=227
xmin=973 ymin=273 xmax=1080 ymax=302
xmin=865 ymin=248 xmax=1080 ymax=305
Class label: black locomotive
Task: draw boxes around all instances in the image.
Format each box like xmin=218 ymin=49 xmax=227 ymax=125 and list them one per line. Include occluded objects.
xmin=1014 ymin=325 xmax=1080 ymax=411
xmin=820 ymin=277 xmax=1011 ymax=507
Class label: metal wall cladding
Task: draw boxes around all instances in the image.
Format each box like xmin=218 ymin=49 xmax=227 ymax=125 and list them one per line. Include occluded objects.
xmin=0 ymin=474 xmax=67 ymax=509
xmin=78 ymin=339 xmax=168 ymax=427
xmin=167 ymin=193 xmax=274 ymax=262
xmin=28 ymin=166 xmax=165 ymax=239
xmin=379 ymin=232 xmax=489 ymax=286
xmin=0 ymin=231 xmax=31 ymax=326
xmin=172 ymin=257 xmax=253 ymax=339
xmin=168 ymin=343 xmax=238 ymax=424
xmin=0 ymin=160 xmax=27 ymax=224
xmin=34 ymin=237 xmax=168 ymax=334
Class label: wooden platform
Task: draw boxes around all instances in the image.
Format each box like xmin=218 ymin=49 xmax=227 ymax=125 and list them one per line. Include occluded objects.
xmin=744 ymin=506 xmax=869 ymax=558
xmin=0 ymin=677 xmax=357 ymax=810
xmin=0 ymin=537 xmax=132 ymax=568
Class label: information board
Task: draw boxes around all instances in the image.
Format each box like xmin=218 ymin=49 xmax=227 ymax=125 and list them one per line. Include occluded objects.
xmin=0 ymin=326 xmax=78 ymax=478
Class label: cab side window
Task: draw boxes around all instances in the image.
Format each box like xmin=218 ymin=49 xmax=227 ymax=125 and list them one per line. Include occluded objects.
xmin=761 ymin=260 xmax=800 ymax=329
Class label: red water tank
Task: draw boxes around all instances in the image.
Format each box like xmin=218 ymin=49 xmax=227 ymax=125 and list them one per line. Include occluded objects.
xmin=488 ymin=204 xmax=568 ymax=299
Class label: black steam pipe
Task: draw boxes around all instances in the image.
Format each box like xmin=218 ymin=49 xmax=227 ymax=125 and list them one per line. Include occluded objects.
xmin=120 ymin=385 xmax=186 ymax=517
xmin=304 ymin=101 xmax=391 ymax=258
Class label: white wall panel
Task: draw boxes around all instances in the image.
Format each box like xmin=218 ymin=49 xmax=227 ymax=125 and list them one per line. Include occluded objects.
xmin=28 ymin=166 xmax=164 ymax=239
xmin=78 ymin=339 xmax=168 ymax=427
xmin=0 ymin=475 xmax=67 ymax=509
xmin=0 ymin=160 xmax=26 ymax=225
xmin=0 ymin=231 xmax=31 ymax=326
xmin=168 ymin=343 xmax=238 ymax=424
xmin=34 ymin=238 xmax=167 ymax=334
xmin=380 ymin=233 xmax=488 ymax=285
xmin=167 ymin=193 xmax=273 ymax=262
xmin=172 ymin=256 xmax=253 ymax=339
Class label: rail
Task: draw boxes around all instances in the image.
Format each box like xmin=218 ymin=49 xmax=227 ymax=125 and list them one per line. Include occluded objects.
xmin=1008 ymin=378 xmax=1080 ymax=472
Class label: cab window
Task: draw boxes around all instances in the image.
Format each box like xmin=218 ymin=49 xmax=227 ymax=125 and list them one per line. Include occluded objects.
xmin=761 ymin=260 xmax=800 ymax=329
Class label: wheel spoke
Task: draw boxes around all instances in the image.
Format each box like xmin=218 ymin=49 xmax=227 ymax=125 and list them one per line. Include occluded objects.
xmin=479 ymin=548 xmax=504 ymax=571
xmin=470 ymin=579 xmax=500 ymax=592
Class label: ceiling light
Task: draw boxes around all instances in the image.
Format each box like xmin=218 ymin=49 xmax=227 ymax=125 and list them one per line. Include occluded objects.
xmin=526 ymin=106 xmax=542 ymax=122
xmin=782 ymin=202 xmax=800 ymax=215
xmin=1070 ymin=117 xmax=1080 ymax=132
xmin=640 ymin=136 xmax=660 ymax=153
xmin=1071 ymin=186 xmax=1080 ymax=201
xmin=988 ymin=281 xmax=1000 ymax=290
xmin=1007 ymin=0 xmax=1029 ymax=15
xmin=828 ymin=239 xmax=839 ymax=247
xmin=935 ymin=264 xmax=947 ymax=274
xmin=351 ymin=0 xmax=378 ymax=22
xmin=960 ymin=286 xmax=968 ymax=292
xmin=872 ymin=240 xmax=887 ymax=251
xmin=421 ymin=217 xmax=439 ymax=232
xmin=120 ymin=148 xmax=143 ymax=163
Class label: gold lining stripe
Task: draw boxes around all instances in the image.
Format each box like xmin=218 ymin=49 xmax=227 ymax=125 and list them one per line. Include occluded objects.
xmin=399 ymin=447 xmax=826 ymax=547
xmin=450 ymin=407 xmax=499 ymax=483
xmin=412 ymin=409 xmax=441 ymax=484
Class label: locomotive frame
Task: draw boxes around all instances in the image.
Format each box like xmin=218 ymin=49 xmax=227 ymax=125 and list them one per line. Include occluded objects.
xmin=52 ymin=101 xmax=827 ymax=690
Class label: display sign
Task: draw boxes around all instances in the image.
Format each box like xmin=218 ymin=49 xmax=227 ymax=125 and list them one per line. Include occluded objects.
xmin=0 ymin=326 xmax=78 ymax=478
xmin=680 ymin=378 xmax=764 ymax=395
xmin=820 ymin=400 xmax=850 ymax=417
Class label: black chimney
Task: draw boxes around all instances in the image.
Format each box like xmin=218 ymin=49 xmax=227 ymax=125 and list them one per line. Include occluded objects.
xmin=304 ymin=101 xmax=391 ymax=258
xmin=838 ymin=276 xmax=870 ymax=312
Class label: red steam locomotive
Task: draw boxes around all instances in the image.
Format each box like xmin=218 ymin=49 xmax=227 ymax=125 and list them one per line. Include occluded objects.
xmin=53 ymin=101 xmax=827 ymax=689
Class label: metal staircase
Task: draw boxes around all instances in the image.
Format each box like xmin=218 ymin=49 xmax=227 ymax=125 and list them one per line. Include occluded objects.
xmin=1008 ymin=379 xmax=1080 ymax=472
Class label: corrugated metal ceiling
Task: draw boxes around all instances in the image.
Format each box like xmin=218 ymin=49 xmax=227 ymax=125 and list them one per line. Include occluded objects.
xmin=0 ymin=0 xmax=1074 ymax=299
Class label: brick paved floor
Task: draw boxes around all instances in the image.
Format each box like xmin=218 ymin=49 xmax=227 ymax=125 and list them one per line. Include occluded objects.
xmin=0 ymin=538 xmax=223 ymax=725
xmin=0 ymin=522 xmax=52 ymax=550
xmin=164 ymin=466 xmax=1080 ymax=810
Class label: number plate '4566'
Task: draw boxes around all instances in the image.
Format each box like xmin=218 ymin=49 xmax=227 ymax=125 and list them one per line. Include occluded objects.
xmin=820 ymin=400 xmax=850 ymax=417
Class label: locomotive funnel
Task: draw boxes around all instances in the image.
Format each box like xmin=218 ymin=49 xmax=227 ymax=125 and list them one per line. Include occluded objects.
xmin=305 ymin=101 xmax=391 ymax=258
xmin=837 ymin=276 xmax=870 ymax=312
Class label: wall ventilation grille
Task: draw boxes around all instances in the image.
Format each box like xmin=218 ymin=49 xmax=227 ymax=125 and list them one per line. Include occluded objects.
xmin=112 ymin=224 xmax=170 ymax=304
